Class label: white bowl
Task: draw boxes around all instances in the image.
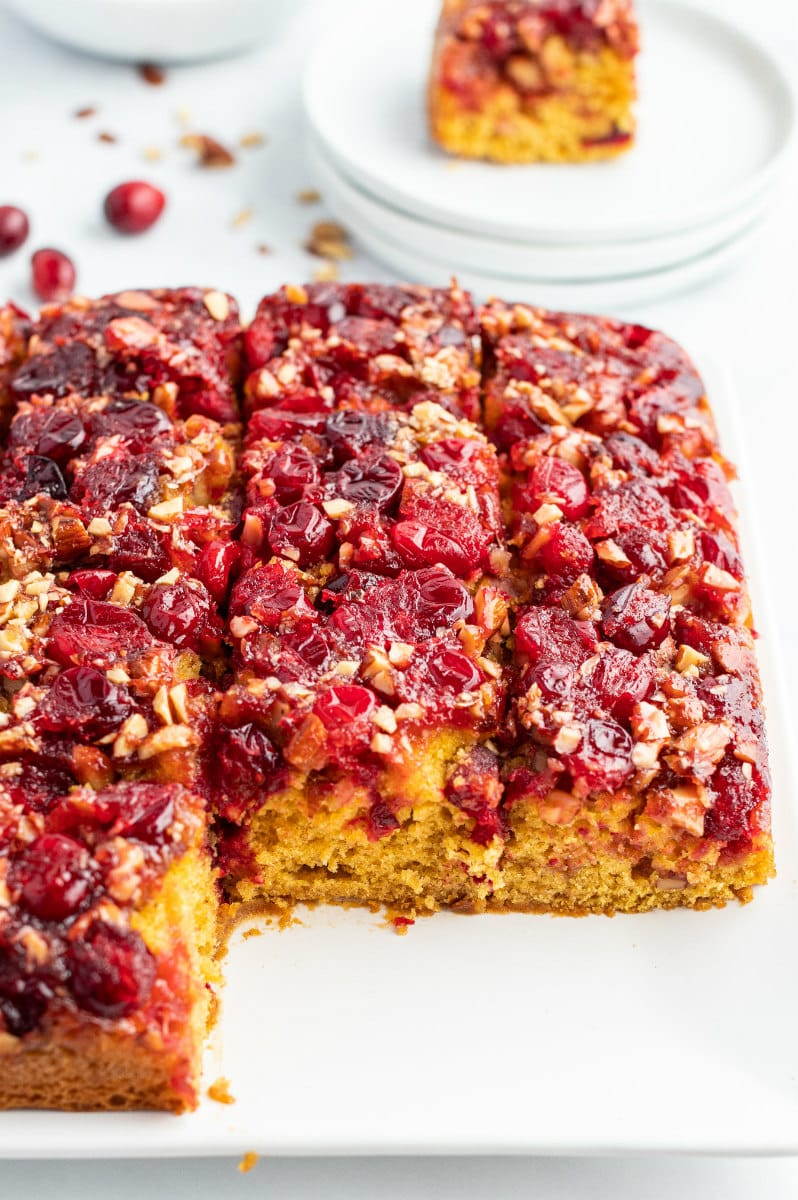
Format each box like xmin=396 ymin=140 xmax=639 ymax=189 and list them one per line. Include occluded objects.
xmin=4 ymin=0 xmax=301 ymax=62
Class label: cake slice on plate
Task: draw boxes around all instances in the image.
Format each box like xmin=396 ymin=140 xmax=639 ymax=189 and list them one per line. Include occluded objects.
xmin=429 ymin=0 xmax=639 ymax=162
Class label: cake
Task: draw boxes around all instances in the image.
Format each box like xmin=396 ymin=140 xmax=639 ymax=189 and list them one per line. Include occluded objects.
xmin=428 ymin=0 xmax=639 ymax=163
xmin=0 ymin=283 xmax=774 ymax=1113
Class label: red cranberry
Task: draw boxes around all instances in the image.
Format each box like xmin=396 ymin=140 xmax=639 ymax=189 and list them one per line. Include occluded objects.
xmin=195 ymin=540 xmax=241 ymax=606
xmin=391 ymin=519 xmax=472 ymax=576
xmin=31 ymin=248 xmax=76 ymax=302
xmin=67 ymin=921 xmax=156 ymax=1019
xmin=405 ymin=566 xmax=474 ymax=633
xmin=420 ymin=438 xmax=476 ymax=477
xmin=105 ymin=512 xmax=171 ymax=581
xmin=337 ymin=453 xmax=403 ymax=509
xmin=244 ymin=318 xmax=275 ymax=369
xmin=11 ymin=341 xmax=95 ymax=401
xmin=314 ymin=684 xmax=376 ymax=729
xmin=37 ymin=666 xmax=134 ymax=740
xmin=601 ymin=584 xmax=670 ymax=653
xmin=526 ymin=459 xmax=589 ymax=520
xmin=141 ymin=579 xmax=216 ymax=651
xmin=564 ymin=718 xmax=634 ymax=791
xmin=537 ymin=523 xmax=594 ymax=578
xmin=589 ymin=647 xmax=656 ymax=718
xmin=268 ymin=502 xmax=335 ymax=566
xmin=444 ymin=744 xmax=504 ymax=846
xmin=0 ymin=205 xmax=29 ymax=256
xmin=366 ymin=800 xmax=400 ymax=841
xmin=515 ymin=606 xmax=597 ymax=667
xmin=48 ymin=598 xmax=152 ymax=665
xmin=104 ymin=181 xmax=166 ymax=235
xmin=18 ymin=455 xmax=68 ymax=501
xmin=90 ymin=397 xmax=173 ymax=450
xmin=15 ymin=833 xmax=94 ymax=922
xmin=72 ymin=455 xmax=159 ymax=515
xmin=324 ymin=410 xmax=392 ymax=462
xmin=30 ymin=409 xmax=86 ymax=463
xmin=214 ymin=725 xmax=281 ymax=820
xmin=529 ymin=661 xmax=574 ymax=704
xmin=229 ymin=563 xmax=313 ymax=628
xmin=263 ymin=446 xmax=320 ymax=504
xmin=67 ymin=568 xmax=117 ymax=599
xmin=704 ymin=755 xmax=760 ymax=842
xmin=110 ymin=782 xmax=176 ymax=844
xmin=427 ymin=647 xmax=483 ymax=693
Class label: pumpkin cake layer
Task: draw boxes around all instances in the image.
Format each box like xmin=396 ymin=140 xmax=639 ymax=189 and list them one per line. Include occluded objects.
xmin=428 ymin=0 xmax=639 ymax=163
xmin=0 ymin=282 xmax=774 ymax=1114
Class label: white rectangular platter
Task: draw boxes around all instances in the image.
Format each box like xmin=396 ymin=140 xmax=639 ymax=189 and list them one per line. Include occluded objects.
xmin=1 ymin=353 xmax=795 ymax=1158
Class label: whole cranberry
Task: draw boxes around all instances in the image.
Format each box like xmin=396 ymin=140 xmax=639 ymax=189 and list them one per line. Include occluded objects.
xmin=67 ymin=921 xmax=156 ymax=1019
xmin=0 ymin=205 xmax=30 ymax=256
xmin=31 ymin=248 xmax=76 ymax=302
xmin=104 ymin=181 xmax=166 ymax=235
xmin=15 ymin=833 xmax=94 ymax=922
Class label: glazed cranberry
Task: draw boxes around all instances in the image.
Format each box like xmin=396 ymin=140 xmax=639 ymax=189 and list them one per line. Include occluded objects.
xmin=244 ymin=318 xmax=275 ymax=369
xmin=427 ymin=647 xmax=483 ymax=693
xmin=111 ymin=783 xmax=176 ymax=844
xmin=391 ymin=519 xmax=472 ymax=576
xmin=324 ymin=410 xmax=392 ymax=462
xmin=337 ymin=453 xmax=403 ymax=509
xmin=565 ymin=718 xmax=634 ymax=791
xmin=105 ymin=512 xmax=171 ymax=581
xmin=406 ymin=567 xmax=474 ymax=633
xmin=48 ymin=597 xmax=152 ymax=666
xmin=31 ymin=248 xmax=76 ymax=302
xmin=18 ymin=455 xmax=68 ymax=501
xmin=527 ymin=459 xmax=589 ymax=520
xmin=67 ymin=568 xmax=117 ymax=599
xmin=195 ymin=540 xmax=240 ymax=606
xmin=444 ymin=744 xmax=504 ymax=846
xmin=268 ymin=502 xmax=335 ymax=567
xmin=704 ymin=755 xmax=760 ymax=841
xmin=141 ymin=580 xmax=215 ymax=651
xmin=590 ymin=647 xmax=656 ymax=718
xmin=603 ymin=432 xmax=661 ymax=474
xmin=30 ymin=409 xmax=86 ymax=463
xmin=529 ymin=661 xmax=574 ymax=704
xmin=515 ymin=606 xmax=597 ymax=666
xmin=419 ymin=437 xmax=482 ymax=479
xmin=0 ymin=979 xmax=51 ymax=1037
xmin=15 ymin=833 xmax=94 ymax=922
xmin=699 ymin=530 xmax=742 ymax=577
xmin=282 ymin=622 xmax=332 ymax=671
xmin=0 ymin=205 xmax=29 ymax=256
xmin=601 ymin=584 xmax=670 ymax=653
xmin=104 ymin=181 xmax=166 ymax=235
xmin=11 ymin=341 xmax=96 ymax=403
xmin=90 ymin=397 xmax=173 ymax=450
xmin=537 ymin=523 xmax=594 ymax=578
xmin=214 ymin=725 xmax=280 ymax=818
xmin=67 ymin=921 xmax=156 ymax=1019
xmin=72 ymin=455 xmax=159 ymax=514
xmin=314 ymin=684 xmax=376 ymax=729
xmin=229 ymin=563 xmax=312 ymax=627
xmin=366 ymin=800 xmax=400 ymax=841
xmin=264 ymin=446 xmax=320 ymax=504
xmin=37 ymin=666 xmax=134 ymax=740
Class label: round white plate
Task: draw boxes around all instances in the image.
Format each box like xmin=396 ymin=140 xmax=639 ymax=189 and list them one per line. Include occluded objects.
xmin=309 ymin=132 xmax=775 ymax=282
xmin=331 ymin=194 xmax=767 ymax=309
xmin=304 ymin=0 xmax=795 ymax=245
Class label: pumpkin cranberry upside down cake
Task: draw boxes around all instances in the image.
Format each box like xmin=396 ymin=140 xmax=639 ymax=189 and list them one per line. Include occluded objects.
xmin=428 ymin=1 xmax=640 ymax=162
xmin=0 ymin=282 xmax=773 ymax=1112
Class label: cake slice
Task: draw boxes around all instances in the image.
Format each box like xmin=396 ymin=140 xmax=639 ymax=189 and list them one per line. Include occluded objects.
xmin=480 ymin=300 xmax=774 ymax=911
xmin=429 ymin=0 xmax=639 ymax=163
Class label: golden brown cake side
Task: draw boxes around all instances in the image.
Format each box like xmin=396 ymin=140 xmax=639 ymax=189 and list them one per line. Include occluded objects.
xmin=428 ymin=0 xmax=639 ymax=163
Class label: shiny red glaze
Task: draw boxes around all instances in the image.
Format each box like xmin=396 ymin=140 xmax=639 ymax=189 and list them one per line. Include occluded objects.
xmin=36 ymin=666 xmax=134 ymax=740
xmin=141 ymin=579 xmax=217 ymax=652
xmin=15 ymin=833 xmax=94 ymax=922
xmin=268 ymin=502 xmax=335 ymax=567
xmin=195 ymin=540 xmax=241 ymax=606
xmin=263 ymin=446 xmax=320 ymax=504
xmin=526 ymin=458 xmax=589 ymax=521
xmin=67 ymin=569 xmax=118 ymax=600
xmin=601 ymin=583 xmax=670 ymax=653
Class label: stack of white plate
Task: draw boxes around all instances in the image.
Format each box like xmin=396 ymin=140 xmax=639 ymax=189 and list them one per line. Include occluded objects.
xmin=304 ymin=0 xmax=794 ymax=308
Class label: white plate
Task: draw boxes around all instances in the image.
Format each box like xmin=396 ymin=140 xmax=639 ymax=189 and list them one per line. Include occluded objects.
xmin=309 ymin=132 xmax=775 ymax=282
xmin=0 ymin=355 xmax=796 ymax=1159
xmin=3 ymin=0 xmax=304 ymax=63
xmin=313 ymin=171 xmax=768 ymax=310
xmin=304 ymin=0 xmax=795 ymax=245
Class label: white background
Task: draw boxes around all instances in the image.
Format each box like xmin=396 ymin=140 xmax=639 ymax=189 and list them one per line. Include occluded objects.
xmin=0 ymin=0 xmax=797 ymax=1193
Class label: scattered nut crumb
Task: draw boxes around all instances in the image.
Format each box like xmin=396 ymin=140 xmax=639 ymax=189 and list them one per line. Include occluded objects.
xmin=305 ymin=220 xmax=352 ymax=261
xmin=98 ymin=132 xmax=117 ymax=145
xmin=239 ymin=131 xmax=266 ymax=149
xmin=242 ymin=926 xmax=262 ymax=940
xmin=207 ymin=1077 xmax=235 ymax=1106
xmin=238 ymin=1152 xmax=259 ymax=1174
xmin=21 ymin=150 xmax=38 ymax=162
xmin=176 ymin=105 xmax=192 ymax=127
xmin=75 ymin=106 xmax=97 ymax=119
xmin=231 ymin=208 xmax=254 ymax=229
xmin=138 ymin=63 xmax=165 ymax=86
xmin=313 ymin=261 xmax=340 ymax=283
xmin=180 ymin=133 xmax=236 ymax=169
xmin=297 ymin=188 xmax=321 ymax=205
xmin=255 ymin=243 xmax=272 ymax=255
xmin=142 ymin=145 xmax=162 ymax=162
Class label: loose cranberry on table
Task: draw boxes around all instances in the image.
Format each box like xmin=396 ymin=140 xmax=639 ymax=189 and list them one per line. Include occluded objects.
xmin=31 ymin=248 xmax=76 ymax=302
xmin=103 ymin=181 xmax=166 ymax=234
xmin=0 ymin=205 xmax=29 ymax=256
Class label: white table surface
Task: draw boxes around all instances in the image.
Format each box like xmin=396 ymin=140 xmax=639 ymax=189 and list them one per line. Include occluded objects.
xmin=1 ymin=0 xmax=797 ymax=1193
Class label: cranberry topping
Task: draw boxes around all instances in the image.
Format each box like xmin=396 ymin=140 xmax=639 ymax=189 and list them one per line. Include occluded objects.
xmin=366 ymin=800 xmax=400 ymax=841
xmin=14 ymin=833 xmax=95 ymax=922
xmin=564 ymin=718 xmax=634 ymax=792
xmin=48 ymin=597 xmax=153 ymax=666
xmin=314 ymin=684 xmax=376 ymax=730
xmin=18 ymin=455 xmax=68 ymax=501
xmin=229 ymin=563 xmax=314 ymax=628
xmin=589 ymin=648 xmax=656 ymax=718
xmin=67 ymin=921 xmax=156 ymax=1019
xmin=0 ymin=205 xmax=29 ymax=256
xmin=427 ymin=647 xmax=483 ymax=693
xmin=89 ymin=397 xmax=173 ymax=450
xmin=515 ymin=606 xmax=597 ymax=666
xmin=525 ymin=458 xmax=589 ymax=520
xmin=213 ymin=724 xmax=281 ymax=821
xmin=11 ymin=342 xmax=96 ymax=402
xmin=445 ymin=745 xmax=504 ymax=846
xmin=392 ymin=519 xmax=474 ymax=576
xmin=105 ymin=512 xmax=172 ymax=581
xmin=195 ymin=540 xmax=241 ymax=606
xmin=537 ymin=523 xmax=594 ymax=579
xmin=26 ymin=409 xmax=86 ymax=464
xmin=111 ymin=783 xmax=176 ymax=844
xmin=263 ymin=446 xmax=320 ymax=504
xmin=324 ymin=410 xmax=393 ymax=462
xmin=67 ymin=569 xmax=118 ymax=600
xmin=104 ymin=181 xmax=166 ymax=235
xmin=141 ymin=579 xmax=217 ymax=652
xmin=31 ymin=248 xmax=76 ymax=302
xmin=71 ymin=455 xmax=160 ymax=515
xmin=337 ymin=453 xmax=403 ymax=509
xmin=36 ymin=666 xmax=134 ymax=740
xmin=601 ymin=584 xmax=670 ymax=653
xmin=268 ymin=502 xmax=335 ymax=567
